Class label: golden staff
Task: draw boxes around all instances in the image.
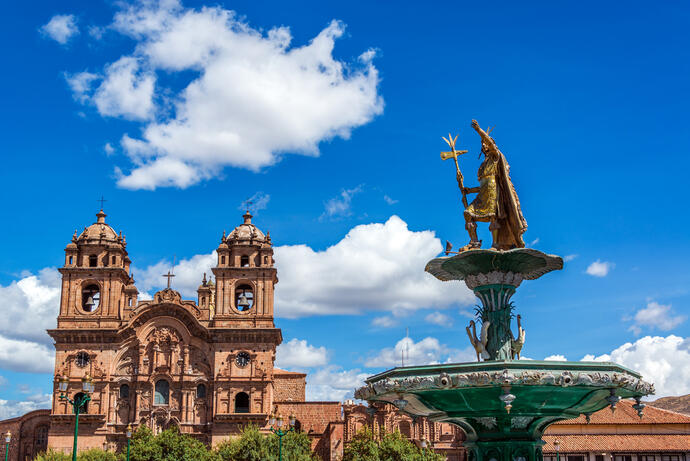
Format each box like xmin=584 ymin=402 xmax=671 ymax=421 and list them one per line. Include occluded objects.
xmin=441 ymin=133 xmax=469 ymax=208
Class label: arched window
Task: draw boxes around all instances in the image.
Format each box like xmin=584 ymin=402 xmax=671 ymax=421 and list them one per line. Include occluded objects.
xmin=398 ymin=420 xmax=411 ymax=438
xmin=196 ymin=383 xmax=206 ymax=399
xmin=73 ymin=393 xmax=88 ymax=413
xmin=154 ymin=380 xmax=169 ymax=405
xmin=34 ymin=425 xmax=48 ymax=453
xmin=69 ymin=256 xmax=73 ymax=265
xmin=81 ymin=285 xmax=100 ymax=312
xmin=120 ymin=384 xmax=129 ymax=399
xmin=235 ymin=285 xmax=254 ymax=312
xmin=234 ymin=392 xmax=249 ymax=413
xmin=240 ymin=255 xmax=249 ymax=267
xmin=89 ymin=255 xmax=97 ymax=267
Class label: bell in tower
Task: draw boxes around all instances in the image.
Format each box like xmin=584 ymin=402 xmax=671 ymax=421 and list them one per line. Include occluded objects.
xmin=211 ymin=212 xmax=277 ymax=326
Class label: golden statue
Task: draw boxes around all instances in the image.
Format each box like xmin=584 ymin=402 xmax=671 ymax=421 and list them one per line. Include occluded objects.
xmin=441 ymin=120 xmax=527 ymax=251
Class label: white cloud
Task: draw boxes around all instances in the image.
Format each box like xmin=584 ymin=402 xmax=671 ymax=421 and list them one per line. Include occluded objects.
xmin=365 ymin=336 xmax=473 ymax=368
xmin=305 ymin=365 xmax=369 ymax=401
xmin=69 ymin=57 xmax=156 ymax=121
xmin=383 ymin=195 xmax=398 ymax=205
xmin=0 ymin=336 xmax=54 ymax=374
xmin=627 ymin=301 xmax=686 ymax=335
xmin=104 ymin=143 xmax=115 ymax=155
xmin=528 ymin=237 xmax=540 ymax=247
xmin=0 ymin=268 xmax=60 ymax=345
xmin=276 ymin=338 xmax=329 ymax=369
xmin=0 ymin=393 xmax=52 ymax=420
xmin=583 ymin=335 xmax=690 ymax=398
xmin=564 ymin=254 xmax=578 ymax=262
xmin=40 ymin=14 xmax=79 ymax=44
xmin=67 ymin=1 xmax=383 ymax=189
xmin=544 ymin=354 xmax=567 ymax=361
xmin=321 ymin=186 xmax=363 ymax=220
xmin=239 ymin=192 xmax=270 ymax=214
xmin=425 ymin=311 xmax=453 ymax=327
xmin=371 ymin=316 xmax=397 ymax=328
xmin=586 ymin=259 xmax=614 ymax=277
xmin=274 ymin=216 xmax=475 ymax=317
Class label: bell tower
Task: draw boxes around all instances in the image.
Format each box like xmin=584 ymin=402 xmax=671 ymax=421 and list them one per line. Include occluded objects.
xmin=211 ymin=211 xmax=277 ymax=328
xmin=57 ymin=209 xmax=134 ymax=329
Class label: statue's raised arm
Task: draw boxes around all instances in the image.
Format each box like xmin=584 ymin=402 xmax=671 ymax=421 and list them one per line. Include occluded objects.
xmin=471 ymin=119 xmax=499 ymax=156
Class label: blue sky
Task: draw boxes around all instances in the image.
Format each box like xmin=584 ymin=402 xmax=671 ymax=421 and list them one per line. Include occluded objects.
xmin=1 ymin=0 xmax=689 ymax=415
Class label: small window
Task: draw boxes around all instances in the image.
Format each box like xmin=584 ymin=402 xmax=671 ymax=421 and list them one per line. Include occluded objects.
xmin=235 ymin=392 xmax=249 ymax=413
xmin=154 ymin=380 xmax=169 ymax=405
xmin=221 ymin=255 xmax=226 ymax=264
xmin=82 ymin=284 xmax=101 ymax=312
xmin=89 ymin=255 xmax=97 ymax=267
xmin=235 ymin=285 xmax=254 ymax=311
xmin=111 ymin=255 xmax=116 ymax=265
xmin=196 ymin=383 xmax=206 ymax=399
xmin=128 ymin=297 xmax=133 ymax=307
xmin=263 ymin=256 xmax=268 ymax=265
xmin=241 ymin=255 xmax=249 ymax=267
xmin=201 ymin=296 xmax=206 ymax=307
xmin=120 ymin=384 xmax=129 ymax=399
xmin=69 ymin=256 xmax=73 ymax=265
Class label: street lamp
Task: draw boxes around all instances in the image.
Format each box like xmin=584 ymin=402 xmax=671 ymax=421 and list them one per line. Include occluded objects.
xmin=125 ymin=424 xmax=133 ymax=461
xmin=420 ymin=437 xmax=428 ymax=460
xmin=4 ymin=431 xmax=10 ymax=461
xmin=554 ymin=439 xmax=560 ymax=461
xmin=269 ymin=413 xmax=296 ymax=461
xmin=57 ymin=373 xmax=94 ymax=461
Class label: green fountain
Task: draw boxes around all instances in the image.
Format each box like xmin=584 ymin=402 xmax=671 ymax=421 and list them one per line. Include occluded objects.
xmin=354 ymin=121 xmax=654 ymax=461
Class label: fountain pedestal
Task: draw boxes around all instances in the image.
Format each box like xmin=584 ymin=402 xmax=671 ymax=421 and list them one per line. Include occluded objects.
xmin=356 ymin=249 xmax=653 ymax=461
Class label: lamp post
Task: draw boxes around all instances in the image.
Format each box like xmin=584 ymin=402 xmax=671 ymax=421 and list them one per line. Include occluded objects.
xmin=4 ymin=431 xmax=10 ymax=461
xmin=420 ymin=437 xmax=428 ymax=460
xmin=57 ymin=373 xmax=94 ymax=461
xmin=125 ymin=424 xmax=133 ymax=461
xmin=554 ymin=439 xmax=560 ymax=461
xmin=269 ymin=413 xmax=296 ymax=461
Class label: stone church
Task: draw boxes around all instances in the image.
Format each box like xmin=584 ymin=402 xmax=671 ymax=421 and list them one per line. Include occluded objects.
xmin=0 ymin=209 xmax=466 ymax=461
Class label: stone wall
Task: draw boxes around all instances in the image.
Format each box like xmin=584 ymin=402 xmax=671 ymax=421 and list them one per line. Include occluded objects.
xmin=273 ymin=370 xmax=306 ymax=402
xmin=0 ymin=410 xmax=50 ymax=461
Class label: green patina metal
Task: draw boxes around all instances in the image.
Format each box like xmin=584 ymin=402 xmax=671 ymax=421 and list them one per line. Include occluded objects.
xmin=474 ymin=284 xmax=516 ymax=361
xmin=358 ymin=249 xmax=654 ymax=461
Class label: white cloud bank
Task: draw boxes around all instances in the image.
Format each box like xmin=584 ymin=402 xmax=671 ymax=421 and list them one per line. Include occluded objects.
xmin=276 ymin=338 xmax=329 ymax=369
xmin=65 ymin=0 xmax=383 ymax=190
xmin=0 ymin=393 xmax=52 ymax=420
xmin=586 ymin=259 xmax=614 ymax=277
xmin=365 ymin=336 xmax=474 ymax=368
xmin=577 ymin=335 xmax=690 ymax=398
xmin=40 ymin=14 xmax=79 ymax=44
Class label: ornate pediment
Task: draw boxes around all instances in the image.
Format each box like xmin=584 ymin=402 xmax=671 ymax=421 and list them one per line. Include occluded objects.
xmin=154 ymin=288 xmax=183 ymax=304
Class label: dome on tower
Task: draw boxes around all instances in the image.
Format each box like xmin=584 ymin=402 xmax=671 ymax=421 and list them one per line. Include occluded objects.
xmin=227 ymin=212 xmax=266 ymax=242
xmin=77 ymin=210 xmax=120 ymax=243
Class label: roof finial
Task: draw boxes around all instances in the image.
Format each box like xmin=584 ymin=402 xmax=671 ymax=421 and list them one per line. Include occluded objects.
xmin=96 ymin=209 xmax=107 ymax=224
xmin=243 ymin=210 xmax=252 ymax=224
xmin=97 ymin=196 xmax=107 ymax=211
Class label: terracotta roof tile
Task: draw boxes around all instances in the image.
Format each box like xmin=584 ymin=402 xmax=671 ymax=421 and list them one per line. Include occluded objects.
xmin=550 ymin=400 xmax=690 ymax=425
xmin=543 ymin=434 xmax=690 ymax=452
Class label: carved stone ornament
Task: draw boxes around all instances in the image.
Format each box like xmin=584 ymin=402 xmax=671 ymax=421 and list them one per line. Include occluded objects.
xmin=355 ymin=366 xmax=654 ymax=401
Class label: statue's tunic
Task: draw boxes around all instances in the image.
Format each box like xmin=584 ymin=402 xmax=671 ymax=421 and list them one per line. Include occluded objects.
xmin=465 ymin=154 xmax=499 ymax=220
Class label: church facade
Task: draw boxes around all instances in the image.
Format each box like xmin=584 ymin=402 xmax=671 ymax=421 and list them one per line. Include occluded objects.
xmin=36 ymin=209 xmax=347 ymax=456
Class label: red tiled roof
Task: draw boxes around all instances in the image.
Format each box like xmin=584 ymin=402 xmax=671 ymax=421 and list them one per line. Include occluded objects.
xmin=550 ymin=400 xmax=690 ymax=426
xmin=273 ymin=368 xmax=306 ymax=376
xmin=543 ymin=434 xmax=690 ymax=452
